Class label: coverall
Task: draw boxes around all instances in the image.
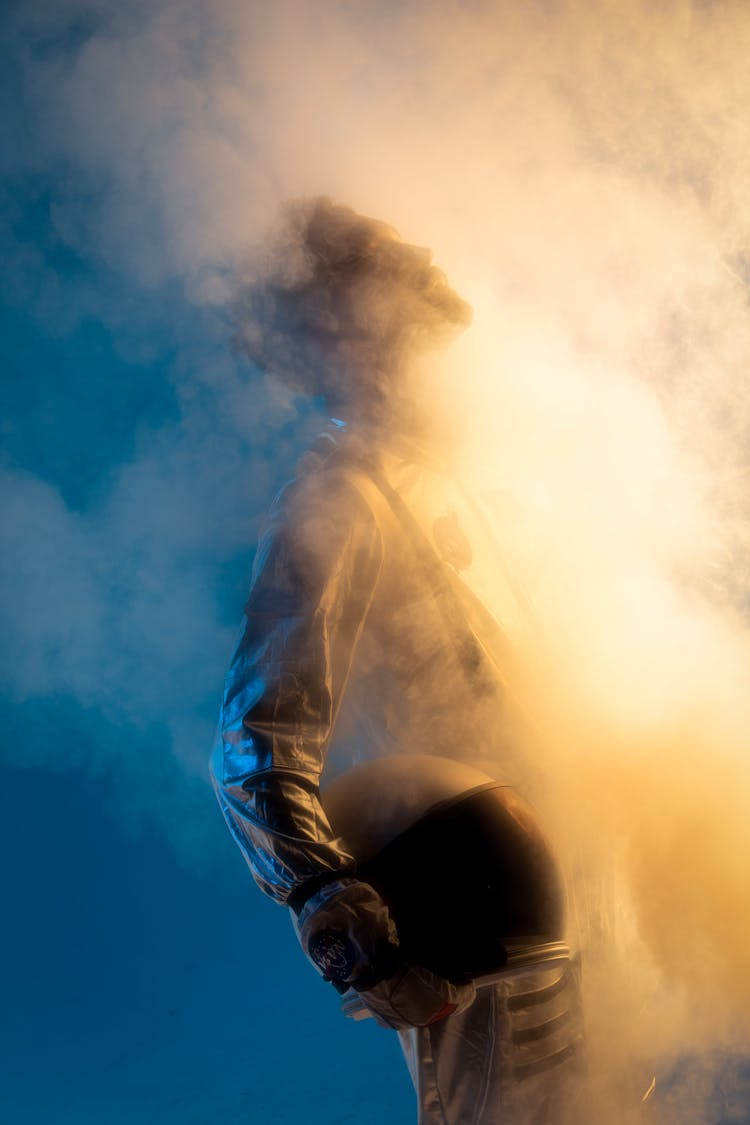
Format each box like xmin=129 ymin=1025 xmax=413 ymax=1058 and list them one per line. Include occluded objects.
xmin=211 ymin=420 xmax=583 ymax=1123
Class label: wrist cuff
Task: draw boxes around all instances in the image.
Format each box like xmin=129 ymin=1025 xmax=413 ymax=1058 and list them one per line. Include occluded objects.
xmin=286 ymin=871 xmax=357 ymax=917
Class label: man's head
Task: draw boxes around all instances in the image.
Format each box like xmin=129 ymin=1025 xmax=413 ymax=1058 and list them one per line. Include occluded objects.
xmin=233 ymin=197 xmax=472 ymax=414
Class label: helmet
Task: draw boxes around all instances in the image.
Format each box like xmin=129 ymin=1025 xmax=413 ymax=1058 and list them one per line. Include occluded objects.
xmin=321 ymin=755 xmax=567 ymax=985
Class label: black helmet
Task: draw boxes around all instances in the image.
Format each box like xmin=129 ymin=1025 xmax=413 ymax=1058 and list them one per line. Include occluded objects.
xmin=321 ymin=755 xmax=567 ymax=985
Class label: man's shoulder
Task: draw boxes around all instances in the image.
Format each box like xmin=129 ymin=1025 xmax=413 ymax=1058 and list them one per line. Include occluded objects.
xmin=273 ymin=428 xmax=381 ymax=523
xmin=249 ymin=431 xmax=384 ymax=590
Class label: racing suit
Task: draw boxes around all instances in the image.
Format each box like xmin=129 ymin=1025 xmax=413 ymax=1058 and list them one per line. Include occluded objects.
xmin=211 ymin=420 xmax=583 ymax=1123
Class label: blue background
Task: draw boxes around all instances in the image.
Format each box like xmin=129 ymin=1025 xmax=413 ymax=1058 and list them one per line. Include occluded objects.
xmin=0 ymin=222 xmax=414 ymax=1124
xmin=0 ymin=11 xmax=412 ymax=1118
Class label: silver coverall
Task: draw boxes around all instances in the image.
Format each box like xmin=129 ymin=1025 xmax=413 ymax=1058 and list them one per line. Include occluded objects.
xmin=211 ymin=420 xmax=583 ymax=1123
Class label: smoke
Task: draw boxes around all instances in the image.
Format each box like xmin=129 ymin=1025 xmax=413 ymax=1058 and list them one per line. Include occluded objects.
xmin=442 ymin=308 xmax=750 ymax=1114
xmin=5 ymin=0 xmax=750 ymax=1115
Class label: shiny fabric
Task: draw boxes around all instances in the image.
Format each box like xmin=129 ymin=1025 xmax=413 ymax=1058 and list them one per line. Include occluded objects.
xmin=211 ymin=421 xmax=583 ymax=1121
xmin=211 ymin=432 xmax=383 ymax=900
xmin=400 ymin=964 xmax=584 ymax=1124
xmin=359 ymin=963 xmax=476 ymax=1032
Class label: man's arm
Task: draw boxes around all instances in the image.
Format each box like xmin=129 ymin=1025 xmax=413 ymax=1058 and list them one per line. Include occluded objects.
xmin=210 ymin=454 xmax=477 ymax=1021
xmin=210 ymin=459 xmax=383 ymax=904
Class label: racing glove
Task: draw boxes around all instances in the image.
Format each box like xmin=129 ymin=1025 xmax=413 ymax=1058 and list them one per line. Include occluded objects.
xmin=293 ymin=878 xmax=476 ymax=1028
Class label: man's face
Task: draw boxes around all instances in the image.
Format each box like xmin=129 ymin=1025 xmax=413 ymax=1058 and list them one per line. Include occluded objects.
xmin=337 ymin=229 xmax=472 ymax=356
xmin=375 ymin=229 xmax=470 ymax=323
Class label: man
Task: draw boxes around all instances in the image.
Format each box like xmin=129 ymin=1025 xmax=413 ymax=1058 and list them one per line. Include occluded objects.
xmin=211 ymin=197 xmax=582 ymax=1122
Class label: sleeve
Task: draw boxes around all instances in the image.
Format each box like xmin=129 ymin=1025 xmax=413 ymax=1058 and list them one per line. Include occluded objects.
xmin=210 ymin=462 xmax=384 ymax=904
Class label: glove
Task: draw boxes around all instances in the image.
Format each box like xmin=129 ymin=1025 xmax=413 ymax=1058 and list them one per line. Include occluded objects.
xmin=359 ymin=963 xmax=476 ymax=1031
xmin=292 ymin=877 xmax=476 ymax=1028
xmin=294 ymin=878 xmax=401 ymax=991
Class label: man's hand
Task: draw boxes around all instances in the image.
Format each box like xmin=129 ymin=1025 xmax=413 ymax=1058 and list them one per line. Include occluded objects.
xmin=293 ymin=878 xmax=476 ymax=1027
xmin=359 ymin=963 xmax=476 ymax=1031
xmin=295 ymin=879 xmax=401 ymax=991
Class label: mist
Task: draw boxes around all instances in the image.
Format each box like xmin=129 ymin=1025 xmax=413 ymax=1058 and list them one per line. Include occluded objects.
xmin=5 ymin=0 xmax=750 ymax=1118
